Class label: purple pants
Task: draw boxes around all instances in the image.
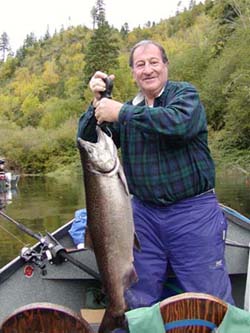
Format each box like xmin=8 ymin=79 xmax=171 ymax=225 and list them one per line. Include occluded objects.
xmin=125 ymin=192 xmax=234 ymax=309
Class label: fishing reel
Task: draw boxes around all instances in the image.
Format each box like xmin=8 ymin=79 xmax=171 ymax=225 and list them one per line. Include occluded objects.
xmin=43 ymin=232 xmax=67 ymax=265
xmin=21 ymin=245 xmax=47 ymax=275
xmin=20 ymin=232 xmax=67 ymax=276
xmin=1 ymin=209 xmax=100 ymax=280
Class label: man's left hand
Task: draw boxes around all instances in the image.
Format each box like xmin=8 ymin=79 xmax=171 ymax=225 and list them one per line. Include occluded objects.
xmin=95 ymin=98 xmax=123 ymax=124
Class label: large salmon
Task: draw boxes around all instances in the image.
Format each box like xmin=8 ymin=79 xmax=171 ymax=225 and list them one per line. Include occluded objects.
xmin=78 ymin=126 xmax=138 ymax=333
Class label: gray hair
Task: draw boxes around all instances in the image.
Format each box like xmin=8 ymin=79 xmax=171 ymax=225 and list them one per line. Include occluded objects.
xmin=129 ymin=40 xmax=168 ymax=68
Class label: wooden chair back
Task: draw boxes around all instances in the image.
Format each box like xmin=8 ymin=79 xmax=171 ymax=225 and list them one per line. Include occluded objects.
xmin=0 ymin=302 xmax=94 ymax=333
xmin=160 ymin=292 xmax=228 ymax=332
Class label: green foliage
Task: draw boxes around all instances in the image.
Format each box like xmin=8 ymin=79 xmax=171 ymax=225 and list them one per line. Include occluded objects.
xmin=44 ymin=118 xmax=79 ymax=171
xmin=223 ymin=68 xmax=250 ymax=149
xmin=39 ymin=97 xmax=82 ymax=129
xmin=201 ymin=17 xmax=250 ymax=134
xmin=0 ymin=94 xmax=20 ymax=121
xmin=20 ymin=94 xmax=42 ymax=127
xmin=0 ymin=0 xmax=250 ymax=173
xmin=0 ymin=57 xmax=18 ymax=82
xmin=205 ymin=0 xmax=247 ymax=57
xmin=167 ymin=3 xmax=204 ymax=37
xmin=83 ymin=0 xmax=119 ymax=84
xmin=83 ymin=22 xmax=119 ymax=84
xmin=0 ymin=119 xmax=78 ymax=174
xmin=112 ymin=54 xmax=137 ymax=101
xmin=200 ymin=56 xmax=236 ymax=130
xmin=0 ymin=32 xmax=12 ymax=61
xmin=208 ymin=127 xmax=250 ymax=173
xmin=95 ymin=0 xmax=106 ymax=26
xmin=170 ymin=43 xmax=211 ymax=88
xmin=120 ymin=23 xmax=130 ymax=39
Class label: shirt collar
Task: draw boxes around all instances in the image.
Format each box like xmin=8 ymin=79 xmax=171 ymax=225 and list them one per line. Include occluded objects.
xmin=132 ymin=87 xmax=165 ymax=106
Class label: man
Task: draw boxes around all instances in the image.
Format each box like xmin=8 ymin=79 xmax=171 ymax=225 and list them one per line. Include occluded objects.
xmin=77 ymin=40 xmax=234 ymax=308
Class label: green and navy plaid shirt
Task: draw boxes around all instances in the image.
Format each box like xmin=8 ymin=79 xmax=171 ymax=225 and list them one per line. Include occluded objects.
xmin=77 ymin=80 xmax=215 ymax=205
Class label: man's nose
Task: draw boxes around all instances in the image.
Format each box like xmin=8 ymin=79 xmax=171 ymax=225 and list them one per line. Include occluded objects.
xmin=143 ymin=62 xmax=153 ymax=73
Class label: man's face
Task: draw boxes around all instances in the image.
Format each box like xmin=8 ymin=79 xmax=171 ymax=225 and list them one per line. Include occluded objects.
xmin=132 ymin=44 xmax=168 ymax=98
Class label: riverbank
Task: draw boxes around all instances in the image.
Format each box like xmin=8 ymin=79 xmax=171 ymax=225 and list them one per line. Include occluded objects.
xmin=209 ymin=129 xmax=250 ymax=177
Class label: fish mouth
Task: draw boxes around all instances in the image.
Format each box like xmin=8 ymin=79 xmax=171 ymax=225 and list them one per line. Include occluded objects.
xmin=96 ymin=125 xmax=113 ymax=142
xmin=96 ymin=125 xmax=106 ymax=142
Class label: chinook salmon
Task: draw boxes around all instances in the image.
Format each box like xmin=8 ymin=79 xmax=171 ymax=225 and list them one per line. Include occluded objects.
xmin=78 ymin=126 xmax=139 ymax=333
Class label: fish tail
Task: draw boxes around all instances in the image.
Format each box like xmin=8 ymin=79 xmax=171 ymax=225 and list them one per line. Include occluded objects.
xmin=98 ymin=310 xmax=128 ymax=333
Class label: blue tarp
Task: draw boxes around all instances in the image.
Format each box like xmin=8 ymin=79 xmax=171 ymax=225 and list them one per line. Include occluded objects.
xmin=68 ymin=208 xmax=87 ymax=247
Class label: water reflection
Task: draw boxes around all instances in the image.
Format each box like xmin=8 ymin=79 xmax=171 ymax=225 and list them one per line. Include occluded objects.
xmin=216 ymin=172 xmax=250 ymax=218
xmin=0 ymin=174 xmax=86 ymax=268
xmin=0 ymin=171 xmax=250 ymax=268
xmin=0 ymin=188 xmax=18 ymax=208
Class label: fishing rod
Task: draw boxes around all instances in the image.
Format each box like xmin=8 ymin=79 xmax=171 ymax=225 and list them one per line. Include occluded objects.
xmin=0 ymin=209 xmax=101 ymax=280
xmin=0 ymin=209 xmax=42 ymax=242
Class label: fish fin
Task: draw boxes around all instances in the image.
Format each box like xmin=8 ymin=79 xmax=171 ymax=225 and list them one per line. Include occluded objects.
xmin=118 ymin=165 xmax=130 ymax=196
xmin=129 ymin=266 xmax=138 ymax=287
xmin=133 ymin=232 xmax=141 ymax=252
xmin=123 ymin=265 xmax=138 ymax=291
xmin=98 ymin=310 xmax=128 ymax=333
xmin=84 ymin=227 xmax=94 ymax=250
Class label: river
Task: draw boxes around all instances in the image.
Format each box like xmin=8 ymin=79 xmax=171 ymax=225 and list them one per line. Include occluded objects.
xmin=0 ymin=171 xmax=250 ymax=268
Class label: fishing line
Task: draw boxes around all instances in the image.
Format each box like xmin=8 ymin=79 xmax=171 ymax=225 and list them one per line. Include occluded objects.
xmin=0 ymin=222 xmax=26 ymax=245
xmin=0 ymin=210 xmax=41 ymax=241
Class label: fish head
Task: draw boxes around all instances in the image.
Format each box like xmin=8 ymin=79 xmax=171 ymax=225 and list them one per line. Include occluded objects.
xmin=78 ymin=127 xmax=118 ymax=173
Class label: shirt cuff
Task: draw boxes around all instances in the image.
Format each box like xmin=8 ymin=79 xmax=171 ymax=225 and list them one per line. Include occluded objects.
xmin=119 ymin=104 xmax=134 ymax=125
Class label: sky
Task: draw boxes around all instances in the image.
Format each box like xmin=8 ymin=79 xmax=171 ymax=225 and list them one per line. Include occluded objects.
xmin=1 ymin=0 xmax=193 ymax=52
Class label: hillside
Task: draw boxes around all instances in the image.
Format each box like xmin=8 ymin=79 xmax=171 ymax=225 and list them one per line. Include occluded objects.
xmin=0 ymin=0 xmax=250 ymax=174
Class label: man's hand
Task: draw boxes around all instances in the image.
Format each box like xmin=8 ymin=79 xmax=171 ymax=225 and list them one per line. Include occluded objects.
xmin=95 ymin=98 xmax=123 ymax=124
xmin=89 ymin=71 xmax=115 ymax=105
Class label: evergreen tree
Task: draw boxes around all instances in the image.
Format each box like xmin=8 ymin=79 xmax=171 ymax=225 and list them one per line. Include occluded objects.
xmin=189 ymin=0 xmax=196 ymax=10
xmin=120 ymin=22 xmax=130 ymax=39
xmin=44 ymin=25 xmax=51 ymax=41
xmin=23 ymin=32 xmax=37 ymax=48
xmin=95 ymin=0 xmax=106 ymax=25
xmin=0 ymin=32 xmax=12 ymax=62
xmin=208 ymin=0 xmax=241 ymax=56
xmin=91 ymin=6 xmax=97 ymax=29
xmin=121 ymin=22 xmax=129 ymax=35
xmin=15 ymin=33 xmax=37 ymax=64
xmin=83 ymin=0 xmax=119 ymax=85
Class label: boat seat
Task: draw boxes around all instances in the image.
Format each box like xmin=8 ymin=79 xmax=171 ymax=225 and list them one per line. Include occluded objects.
xmin=160 ymin=292 xmax=228 ymax=332
xmin=0 ymin=302 xmax=94 ymax=333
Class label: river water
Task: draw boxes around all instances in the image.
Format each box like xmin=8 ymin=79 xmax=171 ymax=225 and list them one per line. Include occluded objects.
xmin=0 ymin=171 xmax=250 ymax=268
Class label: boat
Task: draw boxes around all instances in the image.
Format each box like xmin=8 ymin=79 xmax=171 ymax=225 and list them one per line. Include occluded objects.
xmin=0 ymin=188 xmax=18 ymax=210
xmin=0 ymin=172 xmax=19 ymax=192
xmin=0 ymin=204 xmax=250 ymax=332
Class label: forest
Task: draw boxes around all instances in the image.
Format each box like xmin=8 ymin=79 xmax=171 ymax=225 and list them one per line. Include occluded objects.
xmin=0 ymin=0 xmax=249 ymax=175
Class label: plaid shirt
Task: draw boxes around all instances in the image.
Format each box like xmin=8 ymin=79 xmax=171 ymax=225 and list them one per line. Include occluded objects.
xmin=78 ymin=80 xmax=215 ymax=205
